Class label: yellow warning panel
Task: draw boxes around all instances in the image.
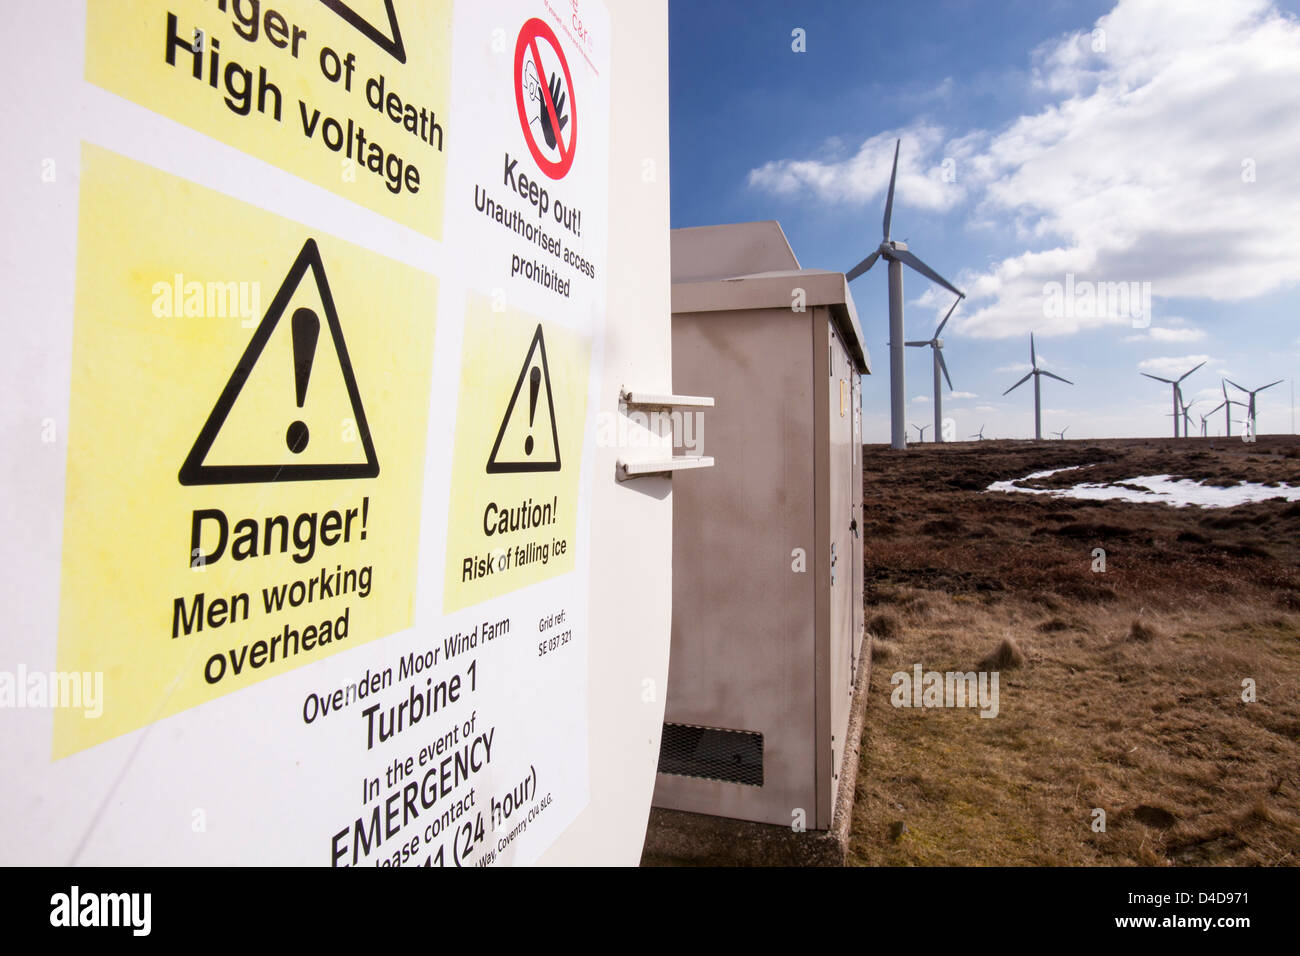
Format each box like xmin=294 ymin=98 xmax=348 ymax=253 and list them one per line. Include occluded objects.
xmin=55 ymin=145 xmax=438 ymax=757
xmin=85 ymin=0 xmax=451 ymax=238
xmin=443 ymin=300 xmax=590 ymax=612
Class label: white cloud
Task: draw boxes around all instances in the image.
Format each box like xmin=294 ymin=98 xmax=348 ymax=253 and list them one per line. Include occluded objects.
xmin=1137 ymin=354 xmax=1211 ymax=375
xmin=1145 ymin=326 xmax=1208 ymax=342
xmin=1125 ymin=324 xmax=1207 ymax=342
xmin=950 ymin=391 xmax=979 ymax=399
xmin=911 ymin=394 xmax=930 ymax=403
xmin=746 ymin=124 xmax=963 ymax=213
xmin=959 ymin=0 xmax=1300 ymax=337
xmin=749 ymin=0 xmax=1300 ymax=340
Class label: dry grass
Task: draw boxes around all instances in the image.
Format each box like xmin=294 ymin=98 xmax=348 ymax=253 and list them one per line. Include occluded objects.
xmin=1127 ymin=619 xmax=1162 ymax=643
xmin=848 ymin=436 xmax=1300 ymax=867
xmin=868 ymin=612 xmax=903 ymax=640
xmin=871 ymin=639 xmax=898 ymax=663
xmin=981 ymin=637 xmax=1025 ymax=670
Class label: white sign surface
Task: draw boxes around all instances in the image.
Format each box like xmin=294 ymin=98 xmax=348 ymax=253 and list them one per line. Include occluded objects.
xmin=0 ymin=0 xmax=611 ymax=867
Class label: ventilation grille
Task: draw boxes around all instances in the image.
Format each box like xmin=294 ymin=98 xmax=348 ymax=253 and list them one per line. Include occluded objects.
xmin=657 ymin=722 xmax=763 ymax=786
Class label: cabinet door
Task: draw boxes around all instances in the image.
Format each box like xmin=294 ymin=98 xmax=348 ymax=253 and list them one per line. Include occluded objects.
xmin=827 ymin=324 xmax=855 ymax=787
xmin=852 ymin=370 xmax=864 ymax=681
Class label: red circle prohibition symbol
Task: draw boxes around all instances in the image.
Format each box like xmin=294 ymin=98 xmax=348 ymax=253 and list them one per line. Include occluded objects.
xmin=513 ymin=17 xmax=577 ymax=179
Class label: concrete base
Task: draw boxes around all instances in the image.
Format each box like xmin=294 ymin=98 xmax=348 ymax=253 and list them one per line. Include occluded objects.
xmin=640 ymin=641 xmax=873 ymax=866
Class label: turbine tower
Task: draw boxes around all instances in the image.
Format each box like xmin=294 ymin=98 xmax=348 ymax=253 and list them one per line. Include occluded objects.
xmin=1217 ymin=380 xmax=1248 ymax=437
xmin=1140 ymin=361 xmax=1204 ymax=437
xmin=906 ymin=298 xmax=960 ymax=443
xmin=1003 ymin=333 xmax=1072 ymax=440
xmin=1226 ymin=378 xmax=1282 ymax=438
xmin=847 ymin=139 xmax=965 ymax=450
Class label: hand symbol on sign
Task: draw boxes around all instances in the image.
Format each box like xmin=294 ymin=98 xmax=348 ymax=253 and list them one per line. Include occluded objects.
xmin=538 ymin=72 xmax=569 ymax=150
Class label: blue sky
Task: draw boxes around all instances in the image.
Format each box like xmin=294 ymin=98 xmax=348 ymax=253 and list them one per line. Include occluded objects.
xmin=669 ymin=0 xmax=1300 ymax=441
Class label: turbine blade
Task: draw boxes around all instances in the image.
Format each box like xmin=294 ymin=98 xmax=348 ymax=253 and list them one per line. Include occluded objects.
xmin=1031 ymin=332 xmax=1037 ymax=369
xmin=1177 ymin=360 xmax=1206 ymax=382
xmin=1225 ymin=378 xmax=1248 ymax=393
xmin=935 ymin=298 xmax=959 ymax=336
xmin=1003 ymin=372 xmax=1032 ymax=395
xmin=1040 ymin=370 xmax=1073 ymax=385
xmin=893 ymin=248 xmax=963 ymax=298
xmin=883 ymin=139 xmax=899 ymax=239
xmin=937 ymin=349 xmax=953 ymax=391
xmin=904 ymin=340 xmax=930 ymax=347
xmin=846 ymin=249 xmax=880 ymax=282
xmin=1141 ymin=372 xmax=1175 ymax=384
xmin=1259 ymin=379 xmax=1284 ymax=393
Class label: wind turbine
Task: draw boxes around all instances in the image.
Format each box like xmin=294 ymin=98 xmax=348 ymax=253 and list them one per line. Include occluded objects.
xmin=905 ymin=298 xmax=959 ymax=443
xmin=1140 ymin=361 xmax=1204 ymax=437
xmin=1218 ymin=380 xmax=1245 ymax=437
xmin=910 ymin=423 xmax=931 ymax=442
xmin=1052 ymin=426 xmax=1069 ymax=440
xmin=1181 ymin=398 xmax=1198 ymax=437
xmin=1226 ymin=378 xmax=1282 ymax=438
xmin=1200 ymin=404 xmax=1223 ymax=438
xmin=846 ymin=139 xmax=965 ymax=450
xmin=1164 ymin=397 xmax=1196 ymax=436
xmin=1003 ymin=334 xmax=1072 ymax=440
xmin=969 ymin=424 xmax=986 ymax=441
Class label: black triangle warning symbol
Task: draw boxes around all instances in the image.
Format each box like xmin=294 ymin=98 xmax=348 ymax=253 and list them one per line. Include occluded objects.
xmin=178 ymin=239 xmax=380 ymax=485
xmin=486 ymin=324 xmax=561 ymax=474
xmin=319 ymin=0 xmax=406 ymax=64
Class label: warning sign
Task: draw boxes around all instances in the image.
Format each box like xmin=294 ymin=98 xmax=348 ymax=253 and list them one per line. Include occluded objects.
xmin=179 ymin=239 xmax=380 ymax=484
xmin=321 ymin=0 xmax=407 ymax=63
xmin=486 ymin=325 xmax=562 ymax=474
xmin=2 ymin=0 xmax=628 ymax=869
xmin=514 ymin=17 xmax=577 ymax=180
xmin=54 ymin=146 xmax=438 ymax=757
xmin=85 ymin=0 xmax=452 ymax=238
xmin=443 ymin=298 xmax=589 ymax=612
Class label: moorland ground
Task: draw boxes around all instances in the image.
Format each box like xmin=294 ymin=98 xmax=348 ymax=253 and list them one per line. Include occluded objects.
xmin=850 ymin=435 xmax=1300 ymax=866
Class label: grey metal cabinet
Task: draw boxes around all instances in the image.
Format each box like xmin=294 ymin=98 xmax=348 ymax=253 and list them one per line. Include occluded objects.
xmin=654 ymin=222 xmax=870 ymax=830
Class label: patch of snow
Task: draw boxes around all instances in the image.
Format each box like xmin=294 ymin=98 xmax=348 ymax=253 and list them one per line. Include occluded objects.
xmin=986 ymin=467 xmax=1300 ymax=509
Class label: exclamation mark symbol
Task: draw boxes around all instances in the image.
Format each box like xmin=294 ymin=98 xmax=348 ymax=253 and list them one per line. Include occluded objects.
xmin=286 ymin=306 xmax=319 ymax=454
xmin=524 ymin=366 xmax=541 ymax=456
